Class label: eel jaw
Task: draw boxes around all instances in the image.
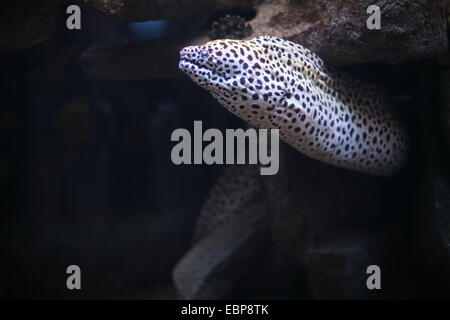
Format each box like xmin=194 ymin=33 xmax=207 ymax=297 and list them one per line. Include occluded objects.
xmin=179 ymin=58 xmax=214 ymax=86
xmin=179 ymin=49 xmax=233 ymax=91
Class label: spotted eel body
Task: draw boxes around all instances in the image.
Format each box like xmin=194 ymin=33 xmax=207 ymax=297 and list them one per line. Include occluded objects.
xmin=179 ymin=36 xmax=409 ymax=176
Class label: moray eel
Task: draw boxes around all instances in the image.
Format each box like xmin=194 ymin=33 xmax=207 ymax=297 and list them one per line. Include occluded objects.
xmin=192 ymin=165 xmax=262 ymax=244
xmin=179 ymin=36 xmax=409 ymax=176
xmin=173 ymin=166 xmax=267 ymax=299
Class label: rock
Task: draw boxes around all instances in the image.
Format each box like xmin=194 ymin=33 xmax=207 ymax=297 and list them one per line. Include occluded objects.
xmin=262 ymin=143 xmax=386 ymax=256
xmin=85 ymin=0 xmax=261 ymax=22
xmin=0 ymin=1 xmax=69 ymax=52
xmin=405 ymin=53 xmax=450 ymax=293
xmin=230 ymin=246 xmax=310 ymax=299
xmin=251 ymin=0 xmax=449 ymax=65
xmin=303 ymin=223 xmax=413 ymax=299
xmin=414 ymin=168 xmax=450 ymax=288
xmin=260 ymin=143 xmax=409 ymax=298
xmin=209 ymin=14 xmax=253 ymax=40
xmin=413 ymin=74 xmax=450 ymax=289
xmin=82 ymin=0 xmax=449 ymax=81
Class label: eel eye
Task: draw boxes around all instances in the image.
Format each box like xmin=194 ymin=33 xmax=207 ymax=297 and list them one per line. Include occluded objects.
xmin=200 ymin=51 xmax=210 ymax=59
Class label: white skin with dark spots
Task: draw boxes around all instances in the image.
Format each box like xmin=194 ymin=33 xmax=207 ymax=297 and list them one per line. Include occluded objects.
xmin=179 ymin=36 xmax=409 ymax=176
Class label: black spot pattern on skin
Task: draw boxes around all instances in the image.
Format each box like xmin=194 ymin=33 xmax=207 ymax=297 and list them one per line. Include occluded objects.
xmin=193 ymin=165 xmax=261 ymax=243
xmin=179 ymin=36 xmax=410 ymax=176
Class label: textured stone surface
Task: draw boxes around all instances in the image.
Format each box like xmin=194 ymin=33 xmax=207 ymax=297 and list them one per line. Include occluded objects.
xmin=412 ymin=69 xmax=450 ymax=289
xmin=81 ymin=0 xmax=449 ymax=80
xmin=209 ymin=14 xmax=253 ymax=40
xmin=0 ymin=1 xmax=68 ymax=52
xmin=85 ymin=0 xmax=261 ymax=22
xmin=260 ymin=142 xmax=409 ymax=298
xmin=0 ymin=0 xmax=446 ymax=66
xmin=415 ymin=168 xmax=450 ymax=288
xmin=251 ymin=0 xmax=449 ymax=65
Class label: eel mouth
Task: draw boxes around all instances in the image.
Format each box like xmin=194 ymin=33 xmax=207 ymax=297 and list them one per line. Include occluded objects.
xmin=178 ymin=58 xmax=222 ymax=88
xmin=178 ymin=58 xmax=213 ymax=74
xmin=179 ymin=47 xmax=229 ymax=80
xmin=179 ymin=48 xmax=212 ymax=72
